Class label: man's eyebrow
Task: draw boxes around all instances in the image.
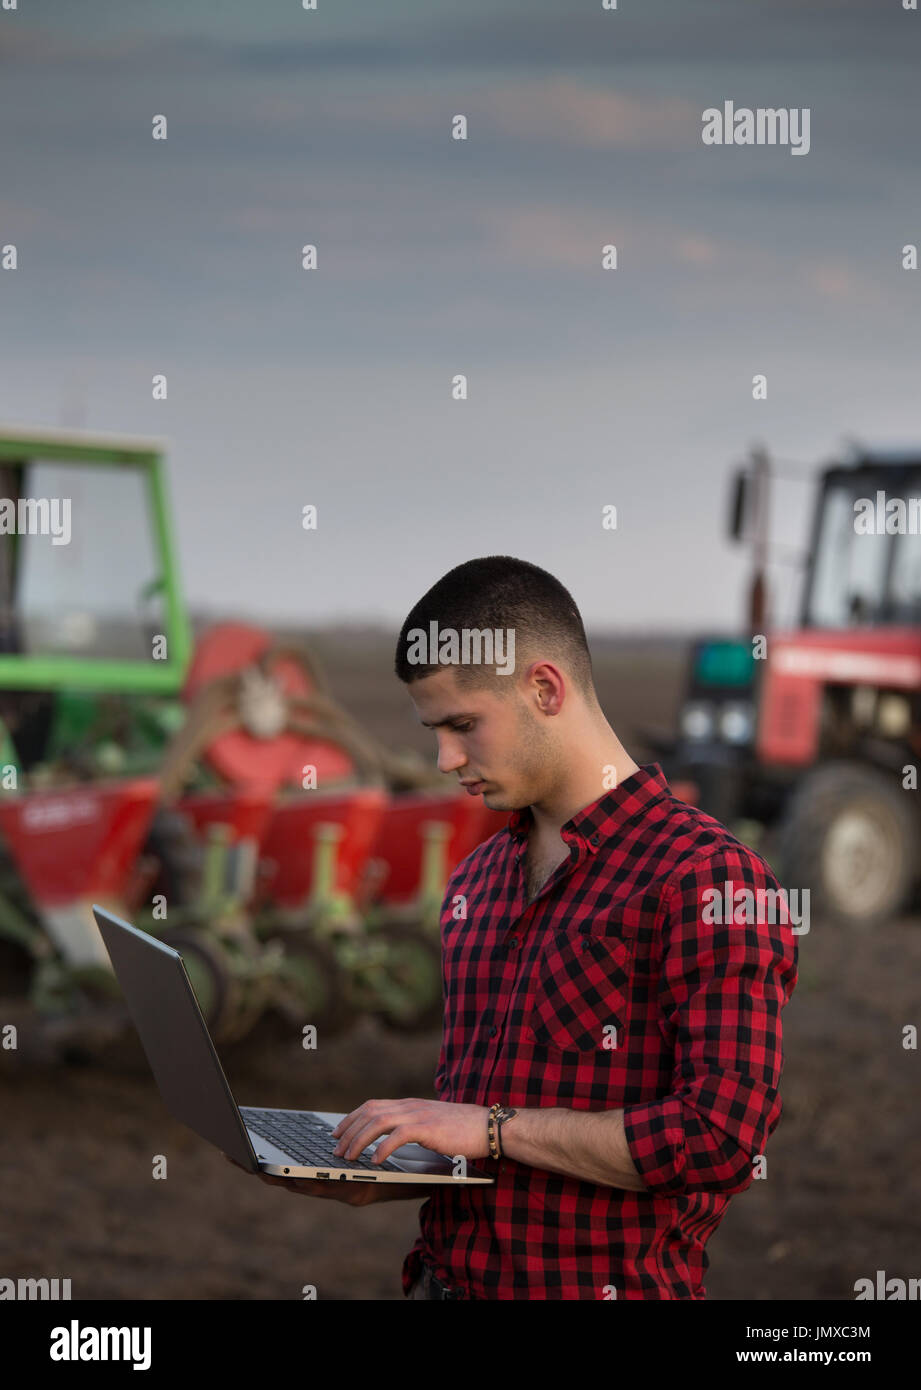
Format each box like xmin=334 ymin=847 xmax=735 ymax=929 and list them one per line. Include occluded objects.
xmin=418 ymin=713 xmax=476 ymax=729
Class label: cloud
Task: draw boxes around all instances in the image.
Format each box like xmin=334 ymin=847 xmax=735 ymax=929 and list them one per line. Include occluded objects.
xmin=808 ymin=261 xmax=866 ymax=302
xmin=222 ymin=76 xmax=698 ymax=157
xmin=483 ymin=78 xmax=697 ymax=150
xmin=674 ymin=236 xmax=720 ymax=266
xmin=0 ymin=199 xmax=45 ymax=233
xmin=1 ymin=1 xmax=913 ymax=78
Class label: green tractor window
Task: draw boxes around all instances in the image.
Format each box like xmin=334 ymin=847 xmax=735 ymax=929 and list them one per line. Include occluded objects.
xmin=0 ymin=431 xmax=191 ymax=695
xmin=13 ymin=461 xmax=163 ymax=660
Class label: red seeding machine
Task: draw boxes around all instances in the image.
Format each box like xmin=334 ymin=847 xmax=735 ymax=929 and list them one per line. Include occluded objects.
xmin=0 ymin=427 xmax=505 ymax=1064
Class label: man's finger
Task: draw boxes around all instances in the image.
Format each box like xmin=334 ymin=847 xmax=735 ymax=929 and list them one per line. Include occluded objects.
xmin=331 ymin=1109 xmax=372 ymax=1150
xmin=335 ymin=1105 xmax=410 ymax=1157
xmin=337 ymin=1120 xmax=390 ymax=1160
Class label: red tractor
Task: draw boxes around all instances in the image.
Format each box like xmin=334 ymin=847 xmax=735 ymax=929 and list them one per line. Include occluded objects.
xmin=662 ymin=447 xmax=921 ymax=929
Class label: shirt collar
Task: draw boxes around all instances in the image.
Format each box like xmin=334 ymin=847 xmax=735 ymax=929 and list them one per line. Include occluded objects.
xmin=507 ymin=762 xmax=670 ymax=851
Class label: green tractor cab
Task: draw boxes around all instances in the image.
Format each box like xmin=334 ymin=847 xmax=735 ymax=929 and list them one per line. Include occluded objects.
xmin=0 ymin=425 xmax=192 ymax=780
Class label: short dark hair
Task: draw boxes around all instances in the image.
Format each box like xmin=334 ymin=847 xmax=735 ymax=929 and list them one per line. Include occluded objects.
xmin=394 ymin=556 xmax=595 ymax=698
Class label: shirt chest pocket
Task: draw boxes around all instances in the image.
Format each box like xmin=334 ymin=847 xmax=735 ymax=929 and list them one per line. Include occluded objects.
xmin=527 ymin=924 xmax=637 ymax=1054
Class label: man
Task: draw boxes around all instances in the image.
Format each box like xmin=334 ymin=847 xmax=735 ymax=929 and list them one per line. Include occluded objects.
xmin=250 ymin=555 xmax=798 ymax=1300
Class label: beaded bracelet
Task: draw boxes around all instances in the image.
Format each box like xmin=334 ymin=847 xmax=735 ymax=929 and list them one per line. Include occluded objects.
xmin=487 ymin=1102 xmax=517 ymax=1159
xmin=487 ymin=1103 xmax=501 ymax=1159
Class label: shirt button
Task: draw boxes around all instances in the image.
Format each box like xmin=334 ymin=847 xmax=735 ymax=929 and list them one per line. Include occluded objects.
xmin=589 ymin=833 xmax=600 ymax=845
xmin=509 ymin=936 xmax=518 ymax=949
xmin=489 ymin=1026 xmax=498 ymax=1037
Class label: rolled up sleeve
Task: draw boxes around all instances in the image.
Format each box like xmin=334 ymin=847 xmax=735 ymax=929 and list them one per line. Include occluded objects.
xmin=623 ymin=845 xmax=798 ymax=1196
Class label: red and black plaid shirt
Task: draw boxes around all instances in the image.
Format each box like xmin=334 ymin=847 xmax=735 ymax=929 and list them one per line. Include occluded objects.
xmin=402 ymin=763 xmax=798 ymax=1299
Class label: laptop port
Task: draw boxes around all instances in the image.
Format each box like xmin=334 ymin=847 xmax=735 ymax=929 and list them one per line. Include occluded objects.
xmin=351 ymin=1174 xmax=377 ymax=1180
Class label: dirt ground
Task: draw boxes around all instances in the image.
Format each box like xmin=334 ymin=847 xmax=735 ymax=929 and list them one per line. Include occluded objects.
xmin=2 ymin=636 xmax=919 ymax=1299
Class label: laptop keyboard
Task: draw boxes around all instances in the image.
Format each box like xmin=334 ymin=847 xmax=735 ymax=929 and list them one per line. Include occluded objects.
xmin=240 ymin=1107 xmax=405 ymax=1173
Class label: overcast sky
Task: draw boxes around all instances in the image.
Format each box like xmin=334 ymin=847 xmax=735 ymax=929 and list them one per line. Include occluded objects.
xmin=1 ymin=1 xmax=919 ymax=634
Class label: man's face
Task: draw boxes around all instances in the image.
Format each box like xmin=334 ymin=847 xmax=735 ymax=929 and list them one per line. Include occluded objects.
xmin=408 ymin=666 xmax=556 ymax=811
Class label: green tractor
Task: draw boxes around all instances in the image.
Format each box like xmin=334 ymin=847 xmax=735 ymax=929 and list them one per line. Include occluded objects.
xmin=0 ymin=426 xmax=455 ymax=1062
xmin=0 ymin=424 xmax=192 ymax=778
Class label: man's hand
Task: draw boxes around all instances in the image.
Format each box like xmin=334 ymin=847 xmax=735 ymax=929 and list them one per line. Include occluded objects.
xmin=222 ymin=1097 xmax=490 ymax=1203
xmin=331 ymin=1097 xmax=491 ymax=1166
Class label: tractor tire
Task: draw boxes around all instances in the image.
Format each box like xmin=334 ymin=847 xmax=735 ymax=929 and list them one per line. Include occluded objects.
xmin=160 ymin=927 xmax=231 ymax=1036
xmin=368 ymin=923 xmax=444 ymax=1034
xmin=255 ymin=929 xmax=356 ymax=1044
xmin=138 ymin=810 xmax=199 ymax=910
xmin=0 ymin=937 xmax=34 ymax=1000
xmin=777 ymin=761 xmax=918 ymax=929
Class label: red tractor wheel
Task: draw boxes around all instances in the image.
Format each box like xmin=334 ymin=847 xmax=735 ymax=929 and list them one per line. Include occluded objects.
xmin=778 ymin=760 xmax=919 ymax=929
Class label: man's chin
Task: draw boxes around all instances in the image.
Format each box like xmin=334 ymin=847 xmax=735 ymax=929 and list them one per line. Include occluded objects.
xmin=460 ymin=781 xmax=520 ymax=813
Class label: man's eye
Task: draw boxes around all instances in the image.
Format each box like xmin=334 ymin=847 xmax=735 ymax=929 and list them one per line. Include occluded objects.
xmin=453 ymin=722 xmax=474 ymax=733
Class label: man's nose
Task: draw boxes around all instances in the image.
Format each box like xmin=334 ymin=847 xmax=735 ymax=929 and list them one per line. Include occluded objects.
xmin=436 ymin=735 xmax=465 ymax=775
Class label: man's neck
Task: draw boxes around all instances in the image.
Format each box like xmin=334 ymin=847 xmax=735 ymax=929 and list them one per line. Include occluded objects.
xmin=528 ymin=737 xmax=640 ymax=844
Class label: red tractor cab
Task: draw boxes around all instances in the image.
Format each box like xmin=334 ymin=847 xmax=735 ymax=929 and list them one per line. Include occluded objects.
xmin=663 ymin=449 xmax=921 ymax=928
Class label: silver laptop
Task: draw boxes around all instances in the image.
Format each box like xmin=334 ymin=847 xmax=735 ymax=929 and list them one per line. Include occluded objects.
xmin=92 ymin=906 xmax=493 ymax=1187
